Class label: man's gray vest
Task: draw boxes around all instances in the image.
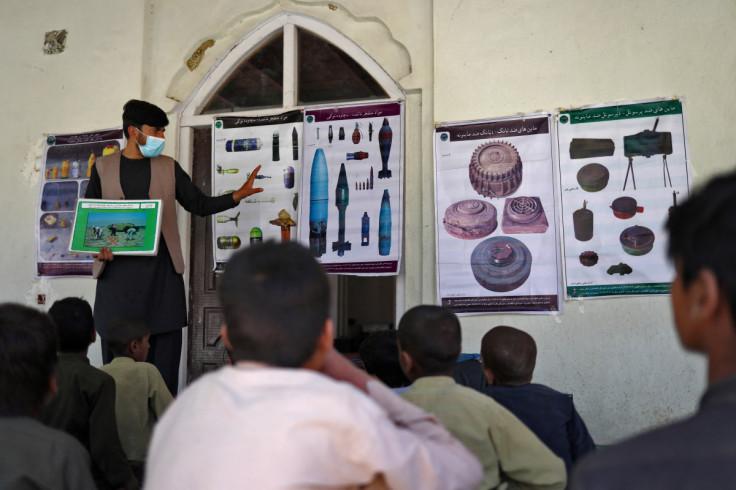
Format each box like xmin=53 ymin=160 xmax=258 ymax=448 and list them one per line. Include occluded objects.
xmin=92 ymin=152 xmax=184 ymax=278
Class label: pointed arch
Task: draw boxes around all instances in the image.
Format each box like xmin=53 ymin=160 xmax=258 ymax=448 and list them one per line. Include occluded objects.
xmin=177 ymin=11 xmax=405 ymax=127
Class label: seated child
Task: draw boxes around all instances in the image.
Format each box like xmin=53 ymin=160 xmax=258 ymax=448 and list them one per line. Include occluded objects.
xmin=39 ymin=297 xmax=137 ymax=490
xmin=100 ymin=317 xmax=173 ymax=483
xmin=0 ymin=303 xmax=96 ymax=489
xmin=359 ymin=330 xmax=411 ymax=393
xmin=481 ymin=325 xmax=596 ymax=472
xmin=398 ymin=305 xmax=566 ymax=490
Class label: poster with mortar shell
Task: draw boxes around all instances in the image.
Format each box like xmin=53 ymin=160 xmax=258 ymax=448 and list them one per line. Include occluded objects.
xmin=212 ymin=111 xmax=303 ymax=270
xmin=556 ymin=98 xmax=691 ymax=299
xmin=298 ymin=102 xmax=403 ymax=275
xmin=36 ymin=128 xmax=125 ymax=278
xmin=434 ymin=114 xmax=561 ymax=315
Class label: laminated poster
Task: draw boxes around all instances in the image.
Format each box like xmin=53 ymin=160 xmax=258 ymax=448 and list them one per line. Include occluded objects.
xmin=36 ymin=128 xmax=125 ymax=277
xmin=556 ymin=98 xmax=691 ymax=298
xmin=434 ymin=114 xmax=561 ymax=315
xmin=298 ymin=102 xmax=404 ymax=275
xmin=212 ymin=111 xmax=303 ymax=269
xmin=70 ymin=199 xmax=162 ymax=255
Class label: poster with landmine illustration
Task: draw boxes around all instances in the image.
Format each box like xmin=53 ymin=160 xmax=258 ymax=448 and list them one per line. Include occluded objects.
xmin=556 ymin=98 xmax=691 ymax=299
xmin=434 ymin=114 xmax=561 ymax=315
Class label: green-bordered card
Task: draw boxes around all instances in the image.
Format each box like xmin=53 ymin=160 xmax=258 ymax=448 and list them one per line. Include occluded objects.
xmin=70 ymin=199 xmax=162 ymax=255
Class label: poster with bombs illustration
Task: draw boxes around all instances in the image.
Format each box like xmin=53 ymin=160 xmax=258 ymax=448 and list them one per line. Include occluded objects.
xmin=212 ymin=111 xmax=303 ymax=268
xmin=298 ymin=102 xmax=403 ymax=275
xmin=36 ymin=128 xmax=125 ymax=278
xmin=556 ymin=98 xmax=691 ymax=298
xmin=434 ymin=114 xmax=561 ymax=315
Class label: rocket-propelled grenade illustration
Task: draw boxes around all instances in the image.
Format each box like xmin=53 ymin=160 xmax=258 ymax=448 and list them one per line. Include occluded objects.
xmin=378 ymin=118 xmax=393 ymax=179
xmin=309 ymin=148 xmax=328 ymax=257
xmin=332 ymin=163 xmax=351 ymax=256
xmin=328 ymin=125 xmax=334 ymax=143
xmin=379 ymin=189 xmax=392 ymax=256
xmin=368 ymin=122 xmax=374 ymax=142
xmin=292 ymin=127 xmax=299 ymax=160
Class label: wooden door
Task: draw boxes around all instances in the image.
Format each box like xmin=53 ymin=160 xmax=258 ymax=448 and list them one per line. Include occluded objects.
xmin=187 ymin=128 xmax=228 ymax=382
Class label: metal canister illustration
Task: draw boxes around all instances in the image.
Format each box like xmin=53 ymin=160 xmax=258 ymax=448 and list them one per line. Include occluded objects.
xmin=60 ymin=160 xmax=70 ymax=179
xmin=272 ymin=131 xmax=280 ymax=161
xmin=332 ymin=163 xmax=351 ymax=256
xmin=361 ymin=212 xmax=370 ymax=246
xmin=573 ymin=200 xmax=594 ymax=242
xmin=249 ymin=227 xmax=263 ymax=245
xmin=352 ymin=123 xmax=361 ymax=144
xmin=225 ymin=138 xmax=262 ymax=152
xmin=284 ymin=166 xmax=295 ymax=189
xmin=338 ymin=126 xmax=345 ymax=141
xmin=346 ymin=151 xmax=369 ymax=161
xmin=309 ymin=149 xmax=328 ymax=257
xmin=379 ymin=189 xmax=392 ymax=255
xmin=217 ymin=236 xmax=241 ymax=249
xmin=71 ymin=161 xmax=81 ymax=179
xmin=292 ymin=127 xmax=298 ymax=161
xmin=378 ymin=118 xmax=393 ymax=179
xmin=52 ymin=166 xmax=59 ymax=179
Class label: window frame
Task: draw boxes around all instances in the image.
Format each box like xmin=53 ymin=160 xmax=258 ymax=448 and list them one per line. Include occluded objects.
xmin=177 ymin=12 xmax=404 ymax=128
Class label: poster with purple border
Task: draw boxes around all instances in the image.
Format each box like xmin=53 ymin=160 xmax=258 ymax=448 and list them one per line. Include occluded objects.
xmin=299 ymin=102 xmax=403 ymax=275
xmin=434 ymin=114 xmax=561 ymax=315
xmin=212 ymin=111 xmax=303 ymax=269
xmin=36 ymin=128 xmax=124 ymax=278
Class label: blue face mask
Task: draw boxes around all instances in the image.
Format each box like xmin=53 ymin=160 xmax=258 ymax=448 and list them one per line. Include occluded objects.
xmin=137 ymin=131 xmax=165 ymax=158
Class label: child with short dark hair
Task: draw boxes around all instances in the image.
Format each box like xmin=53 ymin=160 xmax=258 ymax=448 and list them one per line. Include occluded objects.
xmin=39 ymin=297 xmax=137 ymax=490
xmin=481 ymin=326 xmax=596 ymax=474
xmin=398 ymin=305 xmax=566 ymax=490
xmin=359 ymin=331 xmax=411 ymax=393
xmin=0 ymin=303 xmax=96 ymax=489
xmin=100 ymin=317 xmax=173 ymax=483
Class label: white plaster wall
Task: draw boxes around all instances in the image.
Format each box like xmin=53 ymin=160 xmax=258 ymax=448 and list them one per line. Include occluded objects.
xmin=0 ymin=1 xmax=147 ymax=365
xmin=433 ymin=0 xmax=736 ymax=443
xmin=2 ymin=0 xmax=729 ymax=444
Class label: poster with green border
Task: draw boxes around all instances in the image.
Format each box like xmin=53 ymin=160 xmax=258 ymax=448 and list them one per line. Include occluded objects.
xmin=69 ymin=199 xmax=162 ymax=255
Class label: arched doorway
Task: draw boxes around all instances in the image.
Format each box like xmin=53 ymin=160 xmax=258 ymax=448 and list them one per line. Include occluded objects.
xmin=176 ymin=11 xmax=406 ymax=380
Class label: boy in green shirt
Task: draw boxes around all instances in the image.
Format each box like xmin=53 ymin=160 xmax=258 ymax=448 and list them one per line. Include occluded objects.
xmin=100 ymin=318 xmax=173 ymax=483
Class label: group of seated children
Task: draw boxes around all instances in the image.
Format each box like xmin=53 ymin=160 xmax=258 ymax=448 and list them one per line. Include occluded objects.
xmin=34 ymin=297 xmax=171 ymax=489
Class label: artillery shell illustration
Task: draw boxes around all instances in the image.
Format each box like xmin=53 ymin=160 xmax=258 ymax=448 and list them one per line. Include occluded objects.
xmin=225 ymin=138 xmax=262 ymax=152
xmin=379 ymin=189 xmax=392 ymax=255
xmin=378 ymin=118 xmax=393 ymax=179
xmin=309 ymin=148 xmax=328 ymax=257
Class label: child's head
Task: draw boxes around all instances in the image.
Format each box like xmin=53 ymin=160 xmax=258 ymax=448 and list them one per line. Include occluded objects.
xmin=666 ymin=170 xmax=736 ymax=333
xmin=48 ymin=297 xmax=95 ymax=353
xmin=106 ymin=317 xmax=150 ymax=361
xmin=218 ymin=242 xmax=331 ymax=368
xmin=0 ymin=303 xmax=58 ymax=417
xmin=397 ymin=305 xmax=461 ymax=380
xmin=480 ymin=326 xmax=536 ymax=386
xmin=359 ymin=331 xmax=411 ymax=388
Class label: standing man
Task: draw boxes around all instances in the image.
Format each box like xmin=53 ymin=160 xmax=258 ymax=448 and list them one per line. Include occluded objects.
xmin=86 ymin=99 xmax=263 ymax=394
xmin=571 ymin=169 xmax=736 ymax=488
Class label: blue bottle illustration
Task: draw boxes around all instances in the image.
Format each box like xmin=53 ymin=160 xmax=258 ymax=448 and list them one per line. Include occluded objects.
xmin=309 ymin=148 xmax=328 ymax=257
xmin=361 ymin=212 xmax=370 ymax=246
xmin=378 ymin=189 xmax=392 ymax=256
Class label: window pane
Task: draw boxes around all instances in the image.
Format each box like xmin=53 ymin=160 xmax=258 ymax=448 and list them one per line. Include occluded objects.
xmin=201 ymin=33 xmax=284 ymax=114
xmin=298 ymin=29 xmax=388 ymax=105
